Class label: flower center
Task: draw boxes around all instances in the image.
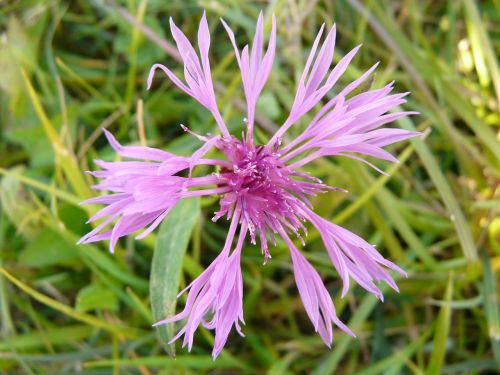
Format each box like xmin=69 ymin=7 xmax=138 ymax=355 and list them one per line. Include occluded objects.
xmin=212 ymin=137 xmax=323 ymax=263
xmin=229 ymin=145 xmax=283 ymax=192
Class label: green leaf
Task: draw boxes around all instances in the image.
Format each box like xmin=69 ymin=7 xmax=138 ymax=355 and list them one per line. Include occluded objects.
xmin=0 ymin=167 xmax=40 ymax=238
xmin=75 ymin=284 xmax=118 ymax=313
xmin=0 ymin=268 xmax=142 ymax=339
xmin=463 ymin=0 xmax=500 ymax=109
xmin=84 ymin=354 xmax=246 ymax=370
xmin=427 ymin=272 xmax=454 ymax=374
xmin=313 ymin=292 xmax=385 ymax=374
xmin=355 ymin=326 xmax=433 ymax=375
xmin=481 ymin=252 xmax=500 ymax=367
xmin=43 ymin=217 xmax=149 ymax=292
xmin=19 ymin=228 xmax=79 ymax=268
xmin=150 ymin=198 xmax=200 ymax=355
xmin=21 ymin=70 xmax=92 ymax=200
xmin=0 ymin=325 xmax=92 ymax=351
xmin=398 ymin=116 xmax=479 ymax=265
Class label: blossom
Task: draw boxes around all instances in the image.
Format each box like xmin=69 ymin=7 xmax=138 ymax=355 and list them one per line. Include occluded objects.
xmin=80 ymin=11 xmax=419 ymax=358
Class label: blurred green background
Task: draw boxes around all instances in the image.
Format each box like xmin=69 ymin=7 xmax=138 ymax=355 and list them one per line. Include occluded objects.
xmin=1 ymin=0 xmax=499 ymax=374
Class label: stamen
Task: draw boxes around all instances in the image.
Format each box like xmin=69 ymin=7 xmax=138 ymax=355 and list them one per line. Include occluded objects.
xmin=180 ymin=124 xmax=208 ymax=141
xmin=214 ymin=137 xmax=327 ymax=262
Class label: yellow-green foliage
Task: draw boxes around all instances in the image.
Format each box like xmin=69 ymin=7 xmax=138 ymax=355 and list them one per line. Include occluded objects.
xmin=0 ymin=0 xmax=498 ymax=373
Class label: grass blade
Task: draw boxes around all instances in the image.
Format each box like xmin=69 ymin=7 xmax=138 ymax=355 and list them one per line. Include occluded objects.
xmin=20 ymin=70 xmax=92 ymax=199
xmin=0 ymin=268 xmax=142 ymax=339
xmin=481 ymin=252 xmax=500 ymax=367
xmin=398 ymin=117 xmax=479 ymax=264
xmin=427 ymin=272 xmax=454 ymax=374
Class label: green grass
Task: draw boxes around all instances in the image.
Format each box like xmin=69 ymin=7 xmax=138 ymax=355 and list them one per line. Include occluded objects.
xmin=1 ymin=0 xmax=499 ymax=373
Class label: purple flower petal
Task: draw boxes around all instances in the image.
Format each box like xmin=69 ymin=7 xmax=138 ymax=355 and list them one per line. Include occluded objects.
xmin=221 ymin=13 xmax=276 ymax=142
xmin=281 ymin=229 xmax=355 ymax=345
xmin=148 ymin=15 xmax=230 ymax=138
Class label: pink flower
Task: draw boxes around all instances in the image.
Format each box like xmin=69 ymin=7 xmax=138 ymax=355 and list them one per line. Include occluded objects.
xmin=80 ymin=11 xmax=419 ymax=358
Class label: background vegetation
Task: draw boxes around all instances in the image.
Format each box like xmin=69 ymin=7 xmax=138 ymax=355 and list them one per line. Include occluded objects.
xmin=0 ymin=0 xmax=499 ymax=373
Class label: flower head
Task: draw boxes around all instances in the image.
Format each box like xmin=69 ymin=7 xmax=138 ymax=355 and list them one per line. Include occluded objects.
xmin=80 ymin=12 xmax=419 ymax=357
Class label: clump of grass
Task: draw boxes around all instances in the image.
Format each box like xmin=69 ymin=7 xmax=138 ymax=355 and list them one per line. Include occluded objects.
xmin=0 ymin=0 xmax=499 ymax=373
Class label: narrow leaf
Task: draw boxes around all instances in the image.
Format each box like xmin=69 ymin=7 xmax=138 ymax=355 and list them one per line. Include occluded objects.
xmin=427 ymin=272 xmax=454 ymax=374
xmin=150 ymin=197 xmax=200 ymax=355
xmin=481 ymin=252 xmax=500 ymax=367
